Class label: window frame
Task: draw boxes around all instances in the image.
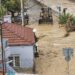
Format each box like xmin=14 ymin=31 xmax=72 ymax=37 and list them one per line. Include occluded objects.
xmin=8 ymin=54 xmax=20 ymax=67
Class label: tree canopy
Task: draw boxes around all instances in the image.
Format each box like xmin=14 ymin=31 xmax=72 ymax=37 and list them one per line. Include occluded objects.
xmin=0 ymin=5 xmax=6 ymax=18
xmin=2 ymin=0 xmax=21 ymax=13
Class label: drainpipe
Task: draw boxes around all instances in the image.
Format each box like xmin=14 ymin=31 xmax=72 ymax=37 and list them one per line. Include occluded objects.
xmin=20 ymin=0 xmax=24 ymax=26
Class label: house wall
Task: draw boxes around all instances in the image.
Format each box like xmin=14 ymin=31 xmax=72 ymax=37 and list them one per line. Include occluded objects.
xmin=5 ymin=46 xmax=34 ymax=68
xmin=3 ymin=15 xmax=12 ymax=23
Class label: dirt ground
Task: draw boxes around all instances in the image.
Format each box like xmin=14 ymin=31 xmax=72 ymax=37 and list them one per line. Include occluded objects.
xmin=43 ymin=0 xmax=75 ymax=6
xmin=39 ymin=0 xmax=75 ymax=15
xmin=26 ymin=0 xmax=75 ymax=75
xmin=26 ymin=17 xmax=75 ymax=75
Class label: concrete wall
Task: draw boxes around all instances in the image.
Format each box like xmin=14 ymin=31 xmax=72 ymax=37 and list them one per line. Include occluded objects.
xmin=5 ymin=46 xmax=34 ymax=68
xmin=3 ymin=15 xmax=12 ymax=23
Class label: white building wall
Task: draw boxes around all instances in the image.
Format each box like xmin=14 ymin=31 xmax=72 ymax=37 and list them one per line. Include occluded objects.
xmin=5 ymin=46 xmax=34 ymax=68
xmin=3 ymin=15 xmax=12 ymax=23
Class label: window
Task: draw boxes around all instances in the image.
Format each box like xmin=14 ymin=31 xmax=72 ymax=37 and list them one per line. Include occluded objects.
xmin=9 ymin=57 xmax=13 ymax=67
xmin=14 ymin=56 xmax=20 ymax=67
xmin=8 ymin=55 xmax=20 ymax=67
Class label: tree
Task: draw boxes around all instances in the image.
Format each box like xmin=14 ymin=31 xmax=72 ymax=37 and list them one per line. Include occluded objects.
xmin=2 ymin=0 xmax=21 ymax=17
xmin=0 ymin=5 xmax=6 ymax=18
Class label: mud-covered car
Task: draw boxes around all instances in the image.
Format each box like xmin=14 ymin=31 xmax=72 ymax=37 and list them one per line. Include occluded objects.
xmin=39 ymin=7 xmax=53 ymax=24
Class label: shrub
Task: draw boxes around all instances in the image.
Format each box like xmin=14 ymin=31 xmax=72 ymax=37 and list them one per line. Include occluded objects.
xmin=0 ymin=5 xmax=6 ymax=18
xmin=71 ymin=16 xmax=75 ymax=25
xmin=59 ymin=13 xmax=72 ymax=25
xmin=59 ymin=13 xmax=75 ymax=31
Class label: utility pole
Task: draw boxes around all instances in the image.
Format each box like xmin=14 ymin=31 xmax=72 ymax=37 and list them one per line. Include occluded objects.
xmin=0 ymin=1 xmax=6 ymax=75
xmin=0 ymin=21 xmax=5 ymax=75
xmin=20 ymin=0 xmax=24 ymax=26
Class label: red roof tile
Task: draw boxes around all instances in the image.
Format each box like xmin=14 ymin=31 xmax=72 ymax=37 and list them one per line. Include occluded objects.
xmin=2 ymin=23 xmax=35 ymax=46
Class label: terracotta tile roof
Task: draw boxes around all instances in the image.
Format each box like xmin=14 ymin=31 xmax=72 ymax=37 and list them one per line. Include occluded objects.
xmin=2 ymin=23 xmax=35 ymax=46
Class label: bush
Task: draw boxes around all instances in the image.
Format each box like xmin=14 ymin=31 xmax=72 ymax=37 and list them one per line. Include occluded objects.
xmin=0 ymin=5 xmax=6 ymax=18
xmin=59 ymin=13 xmax=72 ymax=25
xmin=71 ymin=16 xmax=75 ymax=25
xmin=59 ymin=13 xmax=75 ymax=31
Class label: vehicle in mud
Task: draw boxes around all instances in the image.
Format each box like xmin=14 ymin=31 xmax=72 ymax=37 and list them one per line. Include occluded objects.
xmin=39 ymin=7 xmax=53 ymax=24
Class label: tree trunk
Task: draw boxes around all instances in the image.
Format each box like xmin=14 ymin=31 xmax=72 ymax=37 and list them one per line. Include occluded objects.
xmin=11 ymin=12 xmax=14 ymax=17
xmin=11 ymin=12 xmax=15 ymax=23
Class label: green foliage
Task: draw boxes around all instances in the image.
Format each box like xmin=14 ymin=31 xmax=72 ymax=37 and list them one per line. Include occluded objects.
xmin=2 ymin=0 xmax=21 ymax=13
xmin=59 ymin=13 xmax=75 ymax=31
xmin=0 ymin=5 xmax=6 ymax=18
xmin=71 ymin=16 xmax=75 ymax=25
xmin=59 ymin=13 xmax=72 ymax=25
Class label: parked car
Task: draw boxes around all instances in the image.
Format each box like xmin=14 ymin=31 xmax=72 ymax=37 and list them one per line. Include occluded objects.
xmin=14 ymin=14 xmax=22 ymax=23
xmin=14 ymin=13 xmax=29 ymax=25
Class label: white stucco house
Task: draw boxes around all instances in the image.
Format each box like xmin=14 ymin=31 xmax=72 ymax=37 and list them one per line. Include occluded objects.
xmin=3 ymin=15 xmax=12 ymax=23
xmin=2 ymin=23 xmax=36 ymax=69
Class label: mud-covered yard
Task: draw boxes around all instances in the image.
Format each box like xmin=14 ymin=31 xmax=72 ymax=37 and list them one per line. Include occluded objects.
xmin=26 ymin=0 xmax=75 ymax=75
xmin=26 ymin=21 xmax=75 ymax=75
